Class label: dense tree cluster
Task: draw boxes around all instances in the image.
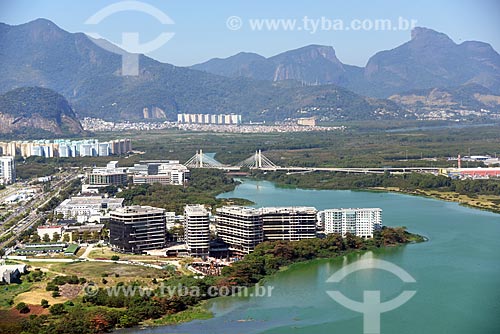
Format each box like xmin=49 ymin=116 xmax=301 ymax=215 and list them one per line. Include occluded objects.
xmin=254 ymin=171 xmax=500 ymax=198
xmin=222 ymin=227 xmax=419 ymax=285
xmin=116 ymin=169 xmax=250 ymax=214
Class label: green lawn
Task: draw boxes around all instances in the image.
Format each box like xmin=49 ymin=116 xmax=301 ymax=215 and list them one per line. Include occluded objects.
xmin=51 ymin=261 xmax=168 ymax=280
xmin=0 ymin=280 xmax=32 ymax=308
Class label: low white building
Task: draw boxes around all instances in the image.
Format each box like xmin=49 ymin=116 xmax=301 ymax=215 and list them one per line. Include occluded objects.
xmin=54 ymin=196 xmax=124 ymax=223
xmin=319 ymin=208 xmax=382 ymax=238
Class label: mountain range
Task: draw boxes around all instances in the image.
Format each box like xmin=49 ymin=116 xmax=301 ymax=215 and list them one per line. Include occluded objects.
xmin=193 ymin=27 xmax=500 ymax=99
xmin=0 ymin=18 xmax=406 ymax=123
xmin=0 ymin=18 xmax=499 ymax=125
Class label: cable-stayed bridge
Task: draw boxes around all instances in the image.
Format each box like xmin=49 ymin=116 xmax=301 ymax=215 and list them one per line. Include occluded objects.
xmin=184 ymin=150 xmax=440 ymax=174
xmin=185 ymin=149 xmax=226 ymax=168
xmin=236 ymin=150 xmax=278 ymax=169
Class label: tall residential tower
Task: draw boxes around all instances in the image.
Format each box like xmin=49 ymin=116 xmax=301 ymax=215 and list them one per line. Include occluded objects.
xmin=184 ymin=204 xmax=210 ymax=257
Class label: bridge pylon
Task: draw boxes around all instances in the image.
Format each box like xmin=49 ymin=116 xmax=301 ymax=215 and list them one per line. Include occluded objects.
xmin=236 ymin=150 xmax=278 ymax=169
xmin=185 ymin=149 xmax=225 ymax=168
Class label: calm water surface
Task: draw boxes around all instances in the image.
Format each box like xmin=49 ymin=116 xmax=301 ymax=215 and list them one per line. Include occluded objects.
xmin=124 ymin=179 xmax=500 ymax=334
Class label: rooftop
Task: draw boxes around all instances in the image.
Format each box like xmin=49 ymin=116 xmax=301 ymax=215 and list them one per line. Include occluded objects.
xmin=321 ymin=208 xmax=382 ymax=212
xmin=59 ymin=196 xmax=124 ymax=206
xmin=111 ymin=205 xmax=165 ymax=215
xmin=260 ymin=206 xmax=317 ymax=214
xmin=89 ymin=168 xmax=126 ymax=175
xmin=185 ymin=204 xmax=209 ymax=215
xmin=65 ymin=224 xmax=105 ymax=232
xmin=216 ymin=205 xmax=261 ymax=216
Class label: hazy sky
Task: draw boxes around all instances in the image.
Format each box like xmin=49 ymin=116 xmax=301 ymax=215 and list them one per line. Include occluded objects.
xmin=1 ymin=0 xmax=499 ymax=67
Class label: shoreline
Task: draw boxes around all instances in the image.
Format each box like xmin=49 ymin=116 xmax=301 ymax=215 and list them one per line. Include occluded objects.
xmin=246 ymin=175 xmax=500 ymax=215
xmin=367 ymin=186 xmax=500 ymax=214
xmin=136 ymin=230 xmax=425 ymax=329
xmin=10 ymin=177 xmax=428 ymax=333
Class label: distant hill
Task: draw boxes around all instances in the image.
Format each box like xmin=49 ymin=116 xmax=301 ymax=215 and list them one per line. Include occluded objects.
xmin=0 ymin=19 xmax=405 ymax=122
xmin=192 ymin=45 xmax=364 ymax=87
xmin=192 ymin=28 xmax=500 ymax=99
xmin=0 ymin=87 xmax=85 ymax=138
xmin=191 ymin=52 xmax=266 ymax=77
xmin=362 ymin=27 xmax=500 ymax=97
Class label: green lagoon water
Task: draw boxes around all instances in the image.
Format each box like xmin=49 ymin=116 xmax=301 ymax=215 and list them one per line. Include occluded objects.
xmin=130 ymin=179 xmax=500 ymax=334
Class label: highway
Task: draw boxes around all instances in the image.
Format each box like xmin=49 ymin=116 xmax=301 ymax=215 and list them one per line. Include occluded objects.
xmin=0 ymin=171 xmax=80 ymax=249
xmin=218 ymin=165 xmax=440 ymax=174
xmin=259 ymin=166 xmax=440 ymax=173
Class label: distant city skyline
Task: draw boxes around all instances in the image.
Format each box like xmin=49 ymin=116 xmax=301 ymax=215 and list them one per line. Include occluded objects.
xmin=0 ymin=0 xmax=499 ymax=67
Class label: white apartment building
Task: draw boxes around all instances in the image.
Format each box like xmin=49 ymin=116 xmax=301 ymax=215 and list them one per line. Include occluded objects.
xmin=0 ymin=156 xmax=15 ymax=184
xmin=0 ymin=139 xmax=128 ymax=158
xmin=176 ymin=113 xmax=242 ymax=125
xmin=184 ymin=204 xmax=210 ymax=257
xmin=319 ymin=208 xmax=382 ymax=238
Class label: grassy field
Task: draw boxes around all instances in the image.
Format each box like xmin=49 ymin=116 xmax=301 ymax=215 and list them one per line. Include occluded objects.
xmin=50 ymin=261 xmax=168 ymax=280
xmin=87 ymin=246 xmax=124 ymax=259
xmin=0 ymin=280 xmax=32 ymax=308
xmin=87 ymin=246 xmax=161 ymax=261
xmin=14 ymin=280 xmax=69 ymax=305
xmin=74 ymin=247 xmax=86 ymax=257
xmin=1 ymin=260 xmax=172 ymax=311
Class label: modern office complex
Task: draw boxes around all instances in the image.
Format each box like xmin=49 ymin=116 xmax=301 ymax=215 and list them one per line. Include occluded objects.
xmin=216 ymin=206 xmax=264 ymax=255
xmin=109 ymin=206 xmax=167 ymax=253
xmin=87 ymin=161 xmax=128 ymax=186
xmin=318 ymin=208 xmax=382 ymax=238
xmin=260 ymin=207 xmax=317 ymax=241
xmin=54 ymin=196 xmax=124 ymax=223
xmin=131 ymin=161 xmax=190 ymax=186
xmin=0 ymin=156 xmax=15 ymax=184
xmin=184 ymin=204 xmax=210 ymax=257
